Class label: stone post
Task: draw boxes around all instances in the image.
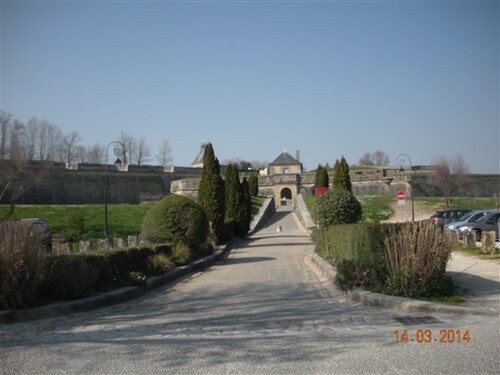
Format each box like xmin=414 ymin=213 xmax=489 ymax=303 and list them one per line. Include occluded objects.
xmin=113 ymin=237 xmax=126 ymax=249
xmin=463 ymin=231 xmax=475 ymax=248
xmin=98 ymin=239 xmax=110 ymax=251
xmin=55 ymin=242 xmax=73 ymax=254
xmin=128 ymin=235 xmax=139 ymax=248
xmin=481 ymin=231 xmax=496 ymax=254
xmin=79 ymin=240 xmax=92 ymax=253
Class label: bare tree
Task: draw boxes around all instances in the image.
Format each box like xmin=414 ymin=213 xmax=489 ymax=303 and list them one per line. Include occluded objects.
xmin=0 ymin=159 xmax=50 ymax=221
xmin=117 ymin=131 xmax=136 ymax=165
xmin=249 ymin=160 xmax=269 ymax=170
xmin=451 ymin=154 xmax=470 ymax=203
xmin=10 ymin=120 xmax=26 ymax=160
xmin=135 ymin=137 xmax=151 ymax=166
xmin=359 ymin=151 xmax=390 ymax=166
xmin=86 ymin=144 xmax=105 ymax=164
xmin=373 ymin=150 xmax=390 ymax=166
xmin=359 ymin=152 xmax=373 ymax=166
xmin=29 ymin=118 xmax=62 ymax=161
xmin=58 ymin=131 xmax=81 ymax=164
xmin=74 ymin=145 xmax=87 ymax=163
xmin=25 ymin=118 xmax=40 ymax=160
xmin=0 ymin=111 xmax=13 ymax=160
xmin=432 ymin=155 xmax=470 ymax=209
xmin=156 ymin=140 xmax=173 ymax=166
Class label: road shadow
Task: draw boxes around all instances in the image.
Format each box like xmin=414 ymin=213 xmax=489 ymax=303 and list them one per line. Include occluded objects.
xmin=446 ymin=271 xmax=500 ymax=297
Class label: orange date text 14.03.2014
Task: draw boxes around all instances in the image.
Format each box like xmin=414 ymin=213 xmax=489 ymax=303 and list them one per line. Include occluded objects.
xmin=394 ymin=329 xmax=470 ymax=344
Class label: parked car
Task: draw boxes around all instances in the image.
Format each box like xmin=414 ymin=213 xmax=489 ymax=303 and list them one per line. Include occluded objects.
xmin=430 ymin=209 xmax=472 ymax=226
xmin=0 ymin=218 xmax=52 ymax=252
xmin=459 ymin=211 xmax=500 ymax=241
xmin=444 ymin=210 xmax=496 ymax=231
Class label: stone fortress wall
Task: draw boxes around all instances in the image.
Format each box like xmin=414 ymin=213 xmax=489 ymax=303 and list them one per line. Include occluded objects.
xmin=1 ymin=160 xmax=498 ymax=205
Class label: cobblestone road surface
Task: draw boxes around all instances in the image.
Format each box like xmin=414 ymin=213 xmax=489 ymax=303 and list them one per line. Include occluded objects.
xmin=1 ymin=207 xmax=498 ymax=374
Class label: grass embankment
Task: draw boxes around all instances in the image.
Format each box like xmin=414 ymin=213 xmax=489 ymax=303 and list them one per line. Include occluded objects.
xmin=303 ymin=194 xmax=394 ymax=223
xmin=415 ymin=197 xmax=500 ymax=211
xmin=1 ymin=196 xmax=266 ymax=243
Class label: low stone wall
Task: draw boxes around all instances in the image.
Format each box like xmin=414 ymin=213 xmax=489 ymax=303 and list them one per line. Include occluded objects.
xmin=249 ymin=196 xmax=276 ymax=233
xmin=294 ymin=194 xmax=316 ymax=231
xmin=52 ymin=235 xmax=143 ymax=254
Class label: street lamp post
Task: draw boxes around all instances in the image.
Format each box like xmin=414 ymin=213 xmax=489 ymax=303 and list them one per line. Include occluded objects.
xmin=104 ymin=141 xmax=124 ymax=238
xmin=396 ymin=153 xmax=415 ymax=222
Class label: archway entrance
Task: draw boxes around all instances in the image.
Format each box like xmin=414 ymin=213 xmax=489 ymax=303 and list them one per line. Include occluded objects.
xmin=280 ymin=187 xmax=292 ymax=204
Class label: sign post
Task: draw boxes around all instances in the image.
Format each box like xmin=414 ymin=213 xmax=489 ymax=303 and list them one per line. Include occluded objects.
xmin=397 ymin=191 xmax=406 ymax=222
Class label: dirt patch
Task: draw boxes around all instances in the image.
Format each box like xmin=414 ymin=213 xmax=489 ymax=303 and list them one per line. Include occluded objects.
xmin=381 ymin=200 xmax=436 ymax=223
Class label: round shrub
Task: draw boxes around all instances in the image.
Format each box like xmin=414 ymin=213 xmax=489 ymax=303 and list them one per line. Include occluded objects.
xmin=315 ymin=189 xmax=362 ymax=227
xmin=141 ymin=195 xmax=208 ymax=246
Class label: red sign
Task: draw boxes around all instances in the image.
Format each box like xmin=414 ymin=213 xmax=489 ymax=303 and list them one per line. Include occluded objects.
xmin=397 ymin=191 xmax=406 ymax=200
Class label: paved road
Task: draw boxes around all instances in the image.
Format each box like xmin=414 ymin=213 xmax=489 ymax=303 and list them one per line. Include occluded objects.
xmin=447 ymin=252 xmax=500 ymax=312
xmin=1 ymin=207 xmax=499 ymax=374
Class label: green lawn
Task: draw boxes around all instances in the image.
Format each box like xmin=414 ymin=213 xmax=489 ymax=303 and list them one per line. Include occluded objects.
xmin=0 ymin=204 xmax=153 ymax=241
xmin=251 ymin=196 xmax=266 ymax=217
xmin=1 ymin=197 xmax=267 ymax=242
xmin=303 ymin=194 xmax=394 ymax=223
xmin=414 ymin=196 xmax=500 ymax=211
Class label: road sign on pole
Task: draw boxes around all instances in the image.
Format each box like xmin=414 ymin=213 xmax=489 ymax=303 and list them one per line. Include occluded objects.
xmin=397 ymin=191 xmax=406 ymax=201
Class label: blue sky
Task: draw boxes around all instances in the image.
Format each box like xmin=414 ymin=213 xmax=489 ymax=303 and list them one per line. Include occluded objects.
xmin=1 ymin=1 xmax=499 ymax=173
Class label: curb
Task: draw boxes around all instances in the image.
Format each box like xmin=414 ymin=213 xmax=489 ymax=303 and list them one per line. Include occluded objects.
xmin=304 ymin=251 xmax=498 ymax=317
xmin=0 ymin=240 xmax=238 ymax=325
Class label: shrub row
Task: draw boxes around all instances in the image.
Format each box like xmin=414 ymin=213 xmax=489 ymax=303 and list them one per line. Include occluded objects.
xmin=314 ymin=221 xmax=454 ymax=298
xmin=1 ymin=241 xmax=214 ymax=310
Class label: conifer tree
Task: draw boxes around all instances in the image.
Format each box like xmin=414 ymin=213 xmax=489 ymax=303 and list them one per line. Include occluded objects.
xmin=248 ymin=174 xmax=259 ymax=197
xmin=314 ymin=164 xmax=329 ymax=188
xmin=198 ymin=143 xmax=225 ymax=244
xmin=224 ymin=163 xmax=241 ymax=232
xmin=239 ymin=177 xmax=252 ymax=236
xmin=332 ymin=156 xmax=352 ymax=192
xmin=314 ymin=164 xmax=322 ymax=187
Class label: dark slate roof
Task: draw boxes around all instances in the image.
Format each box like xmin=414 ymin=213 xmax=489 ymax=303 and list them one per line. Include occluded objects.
xmin=270 ymin=151 xmax=301 ymax=166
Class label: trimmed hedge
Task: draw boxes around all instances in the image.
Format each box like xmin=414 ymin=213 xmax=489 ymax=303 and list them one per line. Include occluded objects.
xmin=315 ymin=189 xmax=362 ymax=227
xmin=39 ymin=246 xmax=172 ymax=301
xmin=141 ymin=195 xmax=208 ymax=246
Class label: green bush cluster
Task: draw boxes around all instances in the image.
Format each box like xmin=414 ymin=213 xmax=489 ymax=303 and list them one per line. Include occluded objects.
xmin=141 ymin=195 xmax=208 ymax=247
xmin=315 ymin=189 xmax=362 ymax=227
xmin=315 ymin=222 xmax=454 ymax=298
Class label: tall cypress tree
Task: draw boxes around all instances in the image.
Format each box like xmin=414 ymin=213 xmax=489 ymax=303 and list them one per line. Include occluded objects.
xmin=248 ymin=174 xmax=259 ymax=197
xmin=332 ymin=156 xmax=352 ymax=192
xmin=224 ymin=163 xmax=241 ymax=232
xmin=315 ymin=164 xmax=329 ymax=188
xmin=198 ymin=143 xmax=225 ymax=244
xmin=239 ymin=177 xmax=252 ymax=236
xmin=314 ymin=164 xmax=322 ymax=187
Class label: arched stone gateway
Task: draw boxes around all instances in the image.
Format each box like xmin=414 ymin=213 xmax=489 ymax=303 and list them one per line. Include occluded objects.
xmin=280 ymin=188 xmax=292 ymax=205
xmin=281 ymin=188 xmax=292 ymax=200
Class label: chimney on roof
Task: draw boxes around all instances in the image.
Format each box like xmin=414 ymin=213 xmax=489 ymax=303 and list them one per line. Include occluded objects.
xmin=296 ymin=150 xmax=300 ymax=162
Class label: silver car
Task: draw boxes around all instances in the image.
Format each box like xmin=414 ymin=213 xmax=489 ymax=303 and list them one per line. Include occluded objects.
xmin=459 ymin=211 xmax=500 ymax=241
xmin=445 ymin=210 xmax=496 ymax=231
